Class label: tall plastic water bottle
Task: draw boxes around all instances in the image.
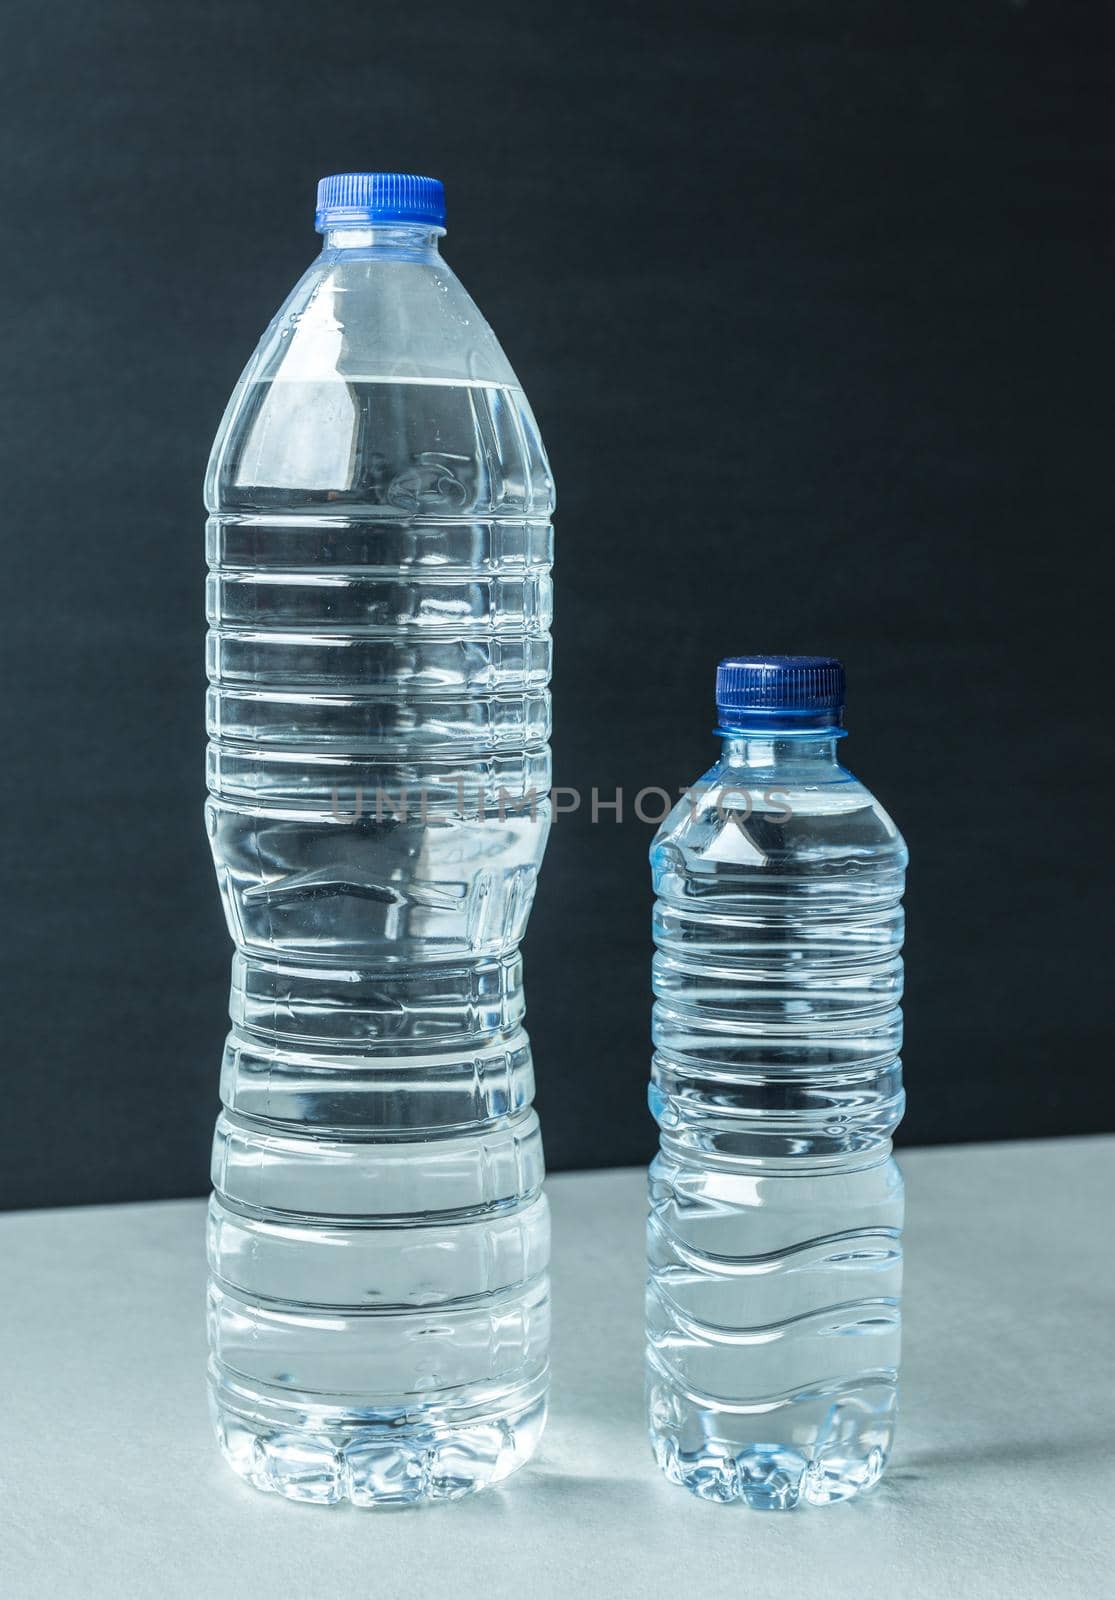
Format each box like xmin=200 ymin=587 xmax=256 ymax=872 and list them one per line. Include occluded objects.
xmin=646 ymin=657 xmax=907 ymax=1509
xmin=204 ymin=174 xmax=554 ymax=1505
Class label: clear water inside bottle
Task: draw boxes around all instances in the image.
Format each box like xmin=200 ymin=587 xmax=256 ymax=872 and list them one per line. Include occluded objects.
xmin=647 ymin=739 xmax=907 ymax=1509
xmin=205 ymin=221 xmax=554 ymax=1506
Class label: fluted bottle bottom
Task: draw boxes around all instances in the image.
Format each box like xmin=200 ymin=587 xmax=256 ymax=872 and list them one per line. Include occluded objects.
xmin=210 ymin=1362 xmax=548 ymax=1506
xmin=646 ymin=1363 xmax=896 ymax=1510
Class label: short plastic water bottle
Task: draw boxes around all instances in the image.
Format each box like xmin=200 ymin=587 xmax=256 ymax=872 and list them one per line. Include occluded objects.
xmin=646 ymin=657 xmax=907 ymax=1508
xmin=204 ymin=174 xmax=554 ymax=1505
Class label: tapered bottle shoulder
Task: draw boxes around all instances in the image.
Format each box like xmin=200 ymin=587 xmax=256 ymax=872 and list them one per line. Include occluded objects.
xmin=651 ymin=757 xmax=907 ymax=886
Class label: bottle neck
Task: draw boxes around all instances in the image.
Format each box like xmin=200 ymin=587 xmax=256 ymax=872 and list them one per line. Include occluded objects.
xmin=719 ymin=729 xmax=845 ymax=771
xmin=320 ymin=222 xmax=443 ymax=260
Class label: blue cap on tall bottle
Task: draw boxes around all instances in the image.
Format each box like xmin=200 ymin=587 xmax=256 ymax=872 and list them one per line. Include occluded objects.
xmin=315 ymin=173 xmax=446 ymax=232
xmin=716 ymin=655 xmax=846 ymax=730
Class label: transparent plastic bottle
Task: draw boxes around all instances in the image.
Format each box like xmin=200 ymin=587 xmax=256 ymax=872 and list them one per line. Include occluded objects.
xmin=204 ymin=174 xmax=554 ymax=1505
xmin=646 ymin=657 xmax=907 ymax=1509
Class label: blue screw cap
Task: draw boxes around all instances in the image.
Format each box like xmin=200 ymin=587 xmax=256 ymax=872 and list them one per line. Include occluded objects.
xmin=315 ymin=173 xmax=446 ymax=232
xmin=716 ymin=655 xmax=846 ymax=731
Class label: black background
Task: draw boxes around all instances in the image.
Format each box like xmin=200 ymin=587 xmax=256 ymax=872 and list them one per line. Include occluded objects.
xmin=1 ymin=0 xmax=1111 ymax=1209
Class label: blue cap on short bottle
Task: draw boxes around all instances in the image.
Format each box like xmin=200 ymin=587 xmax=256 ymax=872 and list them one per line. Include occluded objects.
xmin=315 ymin=173 xmax=446 ymax=232
xmin=716 ymin=655 xmax=846 ymax=731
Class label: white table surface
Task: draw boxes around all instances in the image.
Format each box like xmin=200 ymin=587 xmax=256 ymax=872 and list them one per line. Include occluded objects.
xmin=1 ymin=1137 xmax=1112 ymax=1599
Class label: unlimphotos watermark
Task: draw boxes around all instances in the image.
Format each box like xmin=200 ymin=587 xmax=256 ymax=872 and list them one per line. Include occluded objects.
xmin=329 ymin=782 xmax=794 ymax=828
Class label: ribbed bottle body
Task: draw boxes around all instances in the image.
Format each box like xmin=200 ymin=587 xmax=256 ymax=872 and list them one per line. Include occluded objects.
xmin=204 ymin=232 xmax=553 ymax=1505
xmin=647 ymin=743 xmax=907 ymax=1509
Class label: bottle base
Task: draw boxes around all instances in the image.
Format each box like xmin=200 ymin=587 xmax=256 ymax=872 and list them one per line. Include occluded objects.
xmin=210 ymin=1367 xmax=548 ymax=1507
xmin=647 ymin=1369 xmax=896 ymax=1510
